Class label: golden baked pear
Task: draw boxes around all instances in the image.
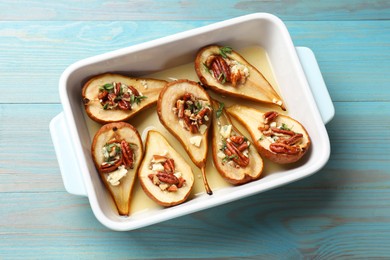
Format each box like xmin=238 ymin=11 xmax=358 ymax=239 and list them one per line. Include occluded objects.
xmin=226 ymin=105 xmax=310 ymax=164
xmin=91 ymin=122 xmax=143 ymax=215
xmin=157 ymin=79 xmax=213 ymax=194
xmin=82 ymin=73 xmax=167 ymax=124
xmin=138 ymin=130 xmax=194 ymax=207
xmin=211 ymin=100 xmax=263 ymax=185
xmin=195 ymin=45 xmax=285 ymax=110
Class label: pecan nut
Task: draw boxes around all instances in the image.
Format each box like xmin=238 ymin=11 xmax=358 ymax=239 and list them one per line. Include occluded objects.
xmin=230 ymin=135 xmax=245 ymax=145
xmin=118 ymin=100 xmax=131 ymax=110
xmin=269 ymin=143 xmax=300 ymax=155
xmin=226 ymin=141 xmax=249 ymax=167
xmin=271 ymin=127 xmax=295 ymax=136
xmin=156 ymin=172 xmax=179 ymax=185
xmin=163 ymin=158 xmax=175 ymax=173
xmin=284 ymin=133 xmax=303 ymax=145
xmin=127 ymin=85 xmax=140 ymax=96
xmin=121 ymin=140 xmax=134 ymax=169
xmin=263 ymin=111 xmax=278 ymax=124
xmin=208 ymin=55 xmax=231 ymax=84
xmin=100 ymin=158 xmax=122 ymax=174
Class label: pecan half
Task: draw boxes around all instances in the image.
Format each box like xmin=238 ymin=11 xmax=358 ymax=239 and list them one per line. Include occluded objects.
xmin=269 ymin=143 xmax=300 ymax=155
xmin=121 ymin=140 xmax=134 ymax=169
xmin=100 ymin=158 xmax=122 ymax=174
xmin=271 ymin=127 xmax=295 ymax=136
xmin=230 ymin=135 xmax=245 ymax=145
xmin=118 ymin=100 xmax=131 ymax=110
xmin=196 ymin=107 xmax=210 ymax=120
xmin=127 ymin=85 xmax=140 ymax=96
xmin=225 ymin=141 xmax=249 ymax=167
xmin=98 ymin=90 xmax=108 ymax=100
xmin=209 ymin=55 xmax=231 ymax=84
xmin=263 ymin=111 xmax=278 ymax=124
xmin=236 ymin=141 xmax=249 ymax=152
xmin=163 ymin=158 xmax=175 ymax=173
xmin=108 ymin=93 xmax=117 ymax=102
xmin=156 ymin=172 xmax=179 ymax=185
xmin=284 ymin=133 xmax=303 ymax=145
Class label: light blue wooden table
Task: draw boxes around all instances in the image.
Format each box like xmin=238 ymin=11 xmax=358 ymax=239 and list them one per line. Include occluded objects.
xmin=1 ymin=1 xmax=389 ymax=258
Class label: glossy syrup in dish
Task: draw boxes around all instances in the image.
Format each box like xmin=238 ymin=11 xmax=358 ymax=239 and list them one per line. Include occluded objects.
xmin=83 ymin=45 xmax=286 ymax=215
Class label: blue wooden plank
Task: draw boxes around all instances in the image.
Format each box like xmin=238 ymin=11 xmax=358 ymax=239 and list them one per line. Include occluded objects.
xmin=1 ymin=188 xmax=390 ymax=258
xmin=0 ymin=0 xmax=389 ymax=21
xmin=0 ymin=101 xmax=389 ymax=259
xmin=0 ymin=104 xmax=65 ymax=192
xmin=288 ymin=21 xmax=390 ymax=103
xmin=0 ymin=21 xmax=388 ymax=103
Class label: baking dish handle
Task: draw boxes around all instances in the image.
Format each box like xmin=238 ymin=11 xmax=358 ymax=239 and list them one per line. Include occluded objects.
xmin=296 ymin=47 xmax=335 ymax=124
xmin=50 ymin=113 xmax=87 ymax=196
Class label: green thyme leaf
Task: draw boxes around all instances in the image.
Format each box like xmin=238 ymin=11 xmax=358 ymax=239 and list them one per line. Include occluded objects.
xmin=220 ymin=139 xmax=227 ymax=151
xmin=218 ymin=72 xmax=226 ymax=84
xmin=195 ymin=101 xmax=203 ymax=111
xmin=102 ymin=83 xmax=114 ymax=91
xmin=219 ymin=46 xmax=232 ymax=58
xmin=258 ymin=136 xmax=264 ymax=141
xmin=223 ymin=154 xmax=238 ymax=162
xmin=280 ymin=123 xmax=291 ymax=131
xmin=134 ymin=95 xmax=147 ymax=105
xmin=216 ymin=102 xmax=225 ymax=119
xmin=103 ymin=103 xmax=109 ymax=110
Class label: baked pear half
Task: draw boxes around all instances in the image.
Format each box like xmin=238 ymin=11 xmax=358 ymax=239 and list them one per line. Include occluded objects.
xmin=91 ymin=122 xmax=143 ymax=216
xmin=211 ymin=100 xmax=263 ymax=185
xmin=82 ymin=73 xmax=167 ymax=124
xmin=195 ymin=45 xmax=285 ymax=110
xmin=157 ymin=79 xmax=213 ymax=194
xmin=139 ymin=130 xmax=194 ymax=207
xmin=226 ymin=105 xmax=310 ymax=164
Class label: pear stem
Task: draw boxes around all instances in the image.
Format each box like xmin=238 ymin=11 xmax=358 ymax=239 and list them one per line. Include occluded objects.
xmin=201 ymin=166 xmax=213 ymax=195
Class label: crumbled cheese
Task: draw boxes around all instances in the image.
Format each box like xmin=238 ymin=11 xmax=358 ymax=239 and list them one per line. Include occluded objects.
xmin=178 ymin=119 xmax=185 ymax=129
xmin=219 ymin=124 xmax=232 ymax=139
xmin=140 ymin=80 xmax=148 ymax=89
xmin=217 ymin=151 xmax=226 ymax=159
xmin=230 ymin=60 xmax=249 ymax=77
xmin=106 ymin=165 xmax=127 ymax=186
xmin=272 ymin=98 xmax=283 ymax=106
xmin=151 ymin=163 xmax=164 ymax=171
xmin=190 ymin=136 xmax=202 ymax=147
xmin=243 ymin=149 xmax=249 ymax=158
xmin=159 ymin=183 xmax=169 ymax=191
xmin=174 ymin=172 xmax=182 ymax=179
xmin=199 ymin=124 xmax=208 ymax=135
xmin=270 ymin=122 xmax=277 ymax=128
xmin=121 ymin=84 xmax=128 ymax=93
xmin=266 ymin=136 xmax=276 ymax=143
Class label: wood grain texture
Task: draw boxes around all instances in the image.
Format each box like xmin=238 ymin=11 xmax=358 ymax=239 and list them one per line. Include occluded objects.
xmin=0 ymin=102 xmax=389 ymax=259
xmin=0 ymin=0 xmax=389 ymax=21
xmin=0 ymin=21 xmax=389 ymax=103
xmin=0 ymin=0 xmax=389 ymax=258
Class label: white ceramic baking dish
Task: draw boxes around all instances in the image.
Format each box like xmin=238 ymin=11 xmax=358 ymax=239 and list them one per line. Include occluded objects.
xmin=50 ymin=13 xmax=334 ymax=231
